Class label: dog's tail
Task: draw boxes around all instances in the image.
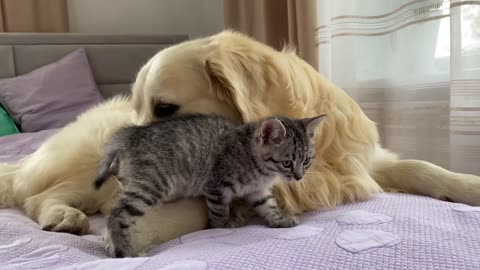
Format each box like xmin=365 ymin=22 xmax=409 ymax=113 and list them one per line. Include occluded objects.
xmin=94 ymin=147 xmax=119 ymax=190
xmin=371 ymin=146 xmax=480 ymax=206
xmin=0 ymin=163 xmax=19 ymax=208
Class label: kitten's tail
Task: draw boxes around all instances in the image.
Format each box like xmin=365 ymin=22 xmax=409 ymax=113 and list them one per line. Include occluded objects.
xmin=94 ymin=147 xmax=119 ymax=190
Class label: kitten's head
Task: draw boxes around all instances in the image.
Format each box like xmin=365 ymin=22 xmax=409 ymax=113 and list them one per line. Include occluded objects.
xmin=253 ymin=115 xmax=326 ymax=182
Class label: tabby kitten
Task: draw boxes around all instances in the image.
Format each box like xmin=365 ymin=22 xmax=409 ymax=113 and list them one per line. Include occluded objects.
xmin=94 ymin=113 xmax=325 ymax=257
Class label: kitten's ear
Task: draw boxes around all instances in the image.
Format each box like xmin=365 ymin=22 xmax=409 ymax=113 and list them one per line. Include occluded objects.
xmin=257 ymin=118 xmax=286 ymax=145
xmin=303 ymin=114 xmax=327 ymax=138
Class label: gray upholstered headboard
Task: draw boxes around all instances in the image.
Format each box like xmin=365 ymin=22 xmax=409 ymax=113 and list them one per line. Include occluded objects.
xmin=0 ymin=33 xmax=188 ymax=98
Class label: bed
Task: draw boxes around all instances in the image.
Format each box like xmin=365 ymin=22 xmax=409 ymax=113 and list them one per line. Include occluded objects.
xmin=0 ymin=34 xmax=479 ymax=270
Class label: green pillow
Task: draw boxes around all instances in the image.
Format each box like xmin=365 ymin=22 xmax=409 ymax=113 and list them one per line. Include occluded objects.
xmin=0 ymin=104 xmax=19 ymax=136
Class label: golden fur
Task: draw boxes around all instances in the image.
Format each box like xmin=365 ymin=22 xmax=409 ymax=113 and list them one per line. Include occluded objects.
xmin=1 ymin=31 xmax=480 ymax=254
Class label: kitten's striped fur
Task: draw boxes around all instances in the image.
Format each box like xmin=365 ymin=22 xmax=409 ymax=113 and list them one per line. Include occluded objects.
xmin=94 ymin=113 xmax=325 ymax=257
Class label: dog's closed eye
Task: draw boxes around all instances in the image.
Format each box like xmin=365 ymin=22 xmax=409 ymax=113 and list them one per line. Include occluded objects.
xmin=154 ymin=102 xmax=179 ymax=117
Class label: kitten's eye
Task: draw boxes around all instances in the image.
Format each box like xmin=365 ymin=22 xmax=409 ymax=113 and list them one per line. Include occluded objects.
xmin=303 ymin=157 xmax=311 ymax=166
xmin=281 ymin=160 xmax=293 ymax=168
xmin=154 ymin=102 xmax=179 ymax=118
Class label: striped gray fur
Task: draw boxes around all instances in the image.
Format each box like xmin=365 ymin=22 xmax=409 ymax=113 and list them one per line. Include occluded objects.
xmin=94 ymin=113 xmax=325 ymax=257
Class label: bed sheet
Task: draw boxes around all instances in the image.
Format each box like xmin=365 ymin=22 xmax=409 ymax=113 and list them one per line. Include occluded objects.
xmin=1 ymin=131 xmax=479 ymax=270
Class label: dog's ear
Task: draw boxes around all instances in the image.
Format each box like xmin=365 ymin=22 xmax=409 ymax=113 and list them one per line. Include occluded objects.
xmin=205 ymin=52 xmax=260 ymax=123
xmin=131 ymin=62 xmax=153 ymax=124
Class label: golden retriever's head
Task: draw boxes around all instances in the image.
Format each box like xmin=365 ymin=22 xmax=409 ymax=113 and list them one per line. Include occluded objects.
xmin=131 ymin=30 xmax=322 ymax=125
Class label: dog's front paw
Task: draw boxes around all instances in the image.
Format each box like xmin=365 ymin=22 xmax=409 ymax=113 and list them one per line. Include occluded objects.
xmin=268 ymin=215 xmax=299 ymax=228
xmin=38 ymin=205 xmax=89 ymax=235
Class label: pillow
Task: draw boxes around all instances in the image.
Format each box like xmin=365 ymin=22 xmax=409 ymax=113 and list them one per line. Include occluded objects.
xmin=0 ymin=104 xmax=19 ymax=136
xmin=0 ymin=48 xmax=104 ymax=132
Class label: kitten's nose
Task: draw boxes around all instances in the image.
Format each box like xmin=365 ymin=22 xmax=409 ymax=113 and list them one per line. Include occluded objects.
xmin=293 ymin=168 xmax=304 ymax=181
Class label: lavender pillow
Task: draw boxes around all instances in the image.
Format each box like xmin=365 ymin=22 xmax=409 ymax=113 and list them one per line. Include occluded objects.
xmin=0 ymin=48 xmax=104 ymax=132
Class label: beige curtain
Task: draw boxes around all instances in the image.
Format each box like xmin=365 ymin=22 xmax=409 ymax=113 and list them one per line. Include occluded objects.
xmin=317 ymin=1 xmax=480 ymax=175
xmin=0 ymin=0 xmax=68 ymax=32
xmin=224 ymin=0 xmax=318 ymax=69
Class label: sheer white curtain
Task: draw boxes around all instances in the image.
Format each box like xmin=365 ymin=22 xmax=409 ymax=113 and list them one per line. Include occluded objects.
xmin=316 ymin=0 xmax=480 ymax=174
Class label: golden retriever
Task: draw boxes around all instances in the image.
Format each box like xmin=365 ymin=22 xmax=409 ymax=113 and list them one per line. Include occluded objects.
xmin=1 ymin=30 xmax=479 ymax=255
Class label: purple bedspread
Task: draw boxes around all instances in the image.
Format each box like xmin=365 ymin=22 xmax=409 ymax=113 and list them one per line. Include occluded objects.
xmin=0 ymin=129 xmax=59 ymax=164
xmin=1 ymin=131 xmax=480 ymax=269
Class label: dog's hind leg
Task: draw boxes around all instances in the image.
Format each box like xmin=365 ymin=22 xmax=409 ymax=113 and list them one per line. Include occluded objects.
xmin=23 ymin=176 xmax=119 ymax=235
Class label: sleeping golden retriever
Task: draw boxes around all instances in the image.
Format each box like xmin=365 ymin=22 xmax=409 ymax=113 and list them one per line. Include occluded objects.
xmin=1 ymin=30 xmax=479 ymax=255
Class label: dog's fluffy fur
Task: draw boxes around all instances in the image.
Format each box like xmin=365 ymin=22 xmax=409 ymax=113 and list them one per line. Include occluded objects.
xmin=1 ymin=31 xmax=480 ymax=254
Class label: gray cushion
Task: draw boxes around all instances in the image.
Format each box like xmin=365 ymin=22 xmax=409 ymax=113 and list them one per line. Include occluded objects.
xmin=0 ymin=46 xmax=14 ymax=78
xmin=0 ymin=33 xmax=188 ymax=98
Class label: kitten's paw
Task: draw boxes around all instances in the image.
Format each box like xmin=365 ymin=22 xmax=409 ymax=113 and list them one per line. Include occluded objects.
xmin=110 ymin=244 xmax=139 ymax=258
xmin=101 ymin=230 xmax=115 ymax=257
xmin=208 ymin=218 xmax=239 ymax=229
xmin=223 ymin=220 xmax=241 ymax=228
xmin=208 ymin=220 xmax=226 ymax=229
xmin=268 ymin=215 xmax=300 ymax=228
xmin=101 ymin=229 xmax=140 ymax=258
xmin=229 ymin=203 xmax=254 ymax=227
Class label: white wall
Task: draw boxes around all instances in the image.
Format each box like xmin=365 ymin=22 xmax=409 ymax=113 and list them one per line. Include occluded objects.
xmin=67 ymin=0 xmax=224 ymax=38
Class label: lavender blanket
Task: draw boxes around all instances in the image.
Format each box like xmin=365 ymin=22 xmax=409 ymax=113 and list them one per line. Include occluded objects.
xmin=1 ymin=131 xmax=479 ymax=269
